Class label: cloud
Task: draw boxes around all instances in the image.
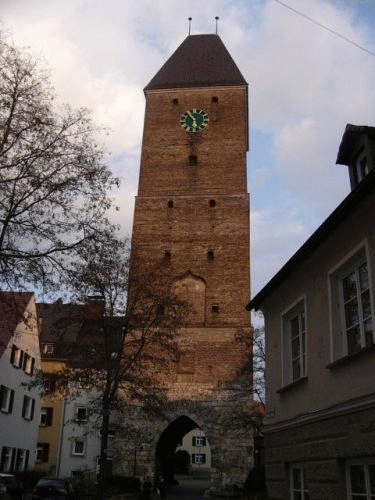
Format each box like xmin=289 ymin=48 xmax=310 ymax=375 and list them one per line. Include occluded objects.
xmin=251 ymin=207 xmax=309 ymax=294
xmin=3 ymin=0 xmax=375 ymax=293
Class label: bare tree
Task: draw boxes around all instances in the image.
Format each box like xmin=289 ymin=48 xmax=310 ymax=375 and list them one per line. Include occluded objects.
xmin=252 ymin=323 xmax=265 ymax=405
xmin=37 ymin=234 xmax=186 ymax=500
xmin=0 ymin=34 xmax=119 ymax=291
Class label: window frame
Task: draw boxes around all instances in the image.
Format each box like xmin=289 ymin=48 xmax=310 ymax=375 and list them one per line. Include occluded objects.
xmin=72 ymin=439 xmax=86 ymax=457
xmin=40 ymin=407 xmax=53 ymax=427
xmin=36 ymin=443 xmax=50 ymax=463
xmin=193 ymin=436 xmax=206 ymax=447
xmin=22 ymin=395 xmax=35 ymax=421
xmin=23 ymin=353 xmax=35 ymax=375
xmin=75 ymin=406 xmax=88 ymax=423
xmin=192 ymin=453 xmax=206 ymax=464
xmin=15 ymin=449 xmax=28 ymax=472
xmin=346 ymin=458 xmax=375 ymax=499
xmin=0 ymin=386 xmax=14 ymax=414
xmin=0 ymin=447 xmax=16 ymax=473
xmin=281 ymin=296 xmax=307 ymax=387
xmin=42 ymin=343 xmax=55 ymax=356
xmin=10 ymin=345 xmax=24 ymax=368
xmin=328 ymin=241 xmax=374 ymax=362
xmin=290 ymin=466 xmax=309 ymax=500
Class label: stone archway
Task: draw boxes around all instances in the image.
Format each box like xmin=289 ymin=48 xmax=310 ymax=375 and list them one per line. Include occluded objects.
xmin=155 ymin=415 xmax=202 ymax=483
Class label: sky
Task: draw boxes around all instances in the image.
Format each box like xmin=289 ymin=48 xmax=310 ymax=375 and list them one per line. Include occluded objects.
xmin=2 ymin=0 xmax=375 ymax=297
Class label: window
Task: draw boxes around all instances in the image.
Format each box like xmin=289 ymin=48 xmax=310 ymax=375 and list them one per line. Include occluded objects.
xmin=0 ymin=386 xmax=14 ymax=414
xmin=207 ymin=250 xmax=214 ymax=261
xmin=192 ymin=453 xmax=206 ymax=464
xmin=72 ymin=439 xmax=86 ymax=456
xmin=172 ymin=98 xmax=179 ymax=105
xmin=75 ymin=407 xmax=88 ymax=422
xmin=211 ymin=96 xmax=218 ymax=103
xmin=10 ymin=345 xmax=23 ymax=368
xmin=347 ymin=460 xmax=375 ymax=499
xmin=290 ymin=467 xmax=308 ymax=500
xmin=42 ymin=343 xmax=55 ymax=356
xmin=15 ymin=449 xmax=28 ymax=471
xmin=167 ymin=200 xmax=173 ymax=208
xmin=342 ymin=262 xmax=372 ymax=355
xmin=22 ymin=395 xmax=35 ymax=421
xmin=23 ymin=353 xmax=35 ymax=375
xmin=188 ymin=155 xmax=197 ymax=166
xmin=211 ymin=305 xmax=220 ymax=313
xmin=36 ymin=443 xmax=50 ymax=463
xmin=0 ymin=447 xmax=15 ymax=472
xmin=40 ymin=407 xmax=53 ymax=427
xmin=282 ymin=298 xmax=306 ymax=386
xmin=193 ymin=436 xmax=206 ymax=447
xmin=329 ymin=244 xmax=374 ymax=361
xmin=209 ymin=199 xmax=216 ymax=207
xmin=355 ymin=148 xmax=370 ymax=184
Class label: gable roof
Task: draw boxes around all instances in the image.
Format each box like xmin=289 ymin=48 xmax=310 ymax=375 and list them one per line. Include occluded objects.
xmin=144 ymin=34 xmax=247 ymax=91
xmin=0 ymin=291 xmax=34 ymax=356
xmin=247 ymin=166 xmax=375 ymax=311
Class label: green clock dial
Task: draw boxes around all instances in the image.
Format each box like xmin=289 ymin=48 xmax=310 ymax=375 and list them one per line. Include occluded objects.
xmin=180 ymin=108 xmax=209 ymax=132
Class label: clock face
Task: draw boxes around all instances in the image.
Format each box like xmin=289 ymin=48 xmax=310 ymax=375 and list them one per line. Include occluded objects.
xmin=180 ymin=108 xmax=209 ymax=132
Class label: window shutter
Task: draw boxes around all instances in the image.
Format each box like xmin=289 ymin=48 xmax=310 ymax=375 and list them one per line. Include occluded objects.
xmin=0 ymin=447 xmax=6 ymax=471
xmin=22 ymin=396 xmax=26 ymax=418
xmin=43 ymin=444 xmax=50 ymax=462
xmin=30 ymin=358 xmax=35 ymax=376
xmin=25 ymin=450 xmax=29 ymax=471
xmin=0 ymin=386 xmax=5 ymax=409
xmin=8 ymin=390 xmax=14 ymax=414
xmin=202 ymin=454 xmax=206 ymax=464
xmin=19 ymin=350 xmax=24 ymax=368
xmin=46 ymin=408 xmax=53 ymax=426
xmin=192 ymin=453 xmax=196 ymax=463
xmin=10 ymin=345 xmax=16 ymax=364
xmin=30 ymin=399 xmax=35 ymax=420
xmin=202 ymin=437 xmax=206 ymax=446
xmin=192 ymin=437 xmax=196 ymax=446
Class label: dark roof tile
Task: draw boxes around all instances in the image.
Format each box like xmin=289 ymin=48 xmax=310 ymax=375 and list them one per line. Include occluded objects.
xmin=144 ymin=34 xmax=247 ymax=91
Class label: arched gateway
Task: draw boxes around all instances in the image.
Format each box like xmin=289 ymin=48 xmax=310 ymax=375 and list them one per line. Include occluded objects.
xmin=118 ymin=34 xmax=253 ymax=488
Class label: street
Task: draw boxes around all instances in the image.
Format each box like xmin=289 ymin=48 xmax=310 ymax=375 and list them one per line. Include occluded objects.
xmin=161 ymin=476 xmax=222 ymax=500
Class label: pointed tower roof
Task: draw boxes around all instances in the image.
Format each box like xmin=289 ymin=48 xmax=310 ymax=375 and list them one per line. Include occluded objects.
xmin=144 ymin=34 xmax=247 ymax=91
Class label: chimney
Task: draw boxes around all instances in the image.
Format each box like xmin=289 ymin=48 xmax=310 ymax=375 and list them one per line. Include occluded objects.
xmin=85 ymin=296 xmax=105 ymax=320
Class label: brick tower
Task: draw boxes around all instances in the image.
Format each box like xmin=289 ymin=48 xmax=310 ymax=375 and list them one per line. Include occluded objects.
xmin=125 ymin=34 xmax=252 ymax=487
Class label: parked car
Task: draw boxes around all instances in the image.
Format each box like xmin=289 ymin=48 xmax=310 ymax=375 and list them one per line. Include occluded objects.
xmin=31 ymin=478 xmax=78 ymax=500
xmin=0 ymin=474 xmax=23 ymax=500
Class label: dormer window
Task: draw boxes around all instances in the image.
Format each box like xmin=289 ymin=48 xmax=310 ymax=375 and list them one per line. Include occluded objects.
xmin=336 ymin=124 xmax=375 ymax=190
xmin=355 ymin=149 xmax=369 ymax=184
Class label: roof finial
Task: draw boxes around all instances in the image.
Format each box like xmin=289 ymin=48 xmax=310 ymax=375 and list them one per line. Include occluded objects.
xmin=188 ymin=17 xmax=192 ymax=36
xmin=215 ymin=16 xmax=219 ymax=34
